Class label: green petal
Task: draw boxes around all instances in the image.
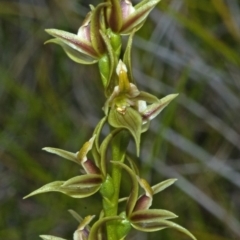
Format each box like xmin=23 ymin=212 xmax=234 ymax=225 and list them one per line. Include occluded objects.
xmin=106 ymin=0 xmax=123 ymax=32
xmin=23 ymin=178 xmax=101 ymax=199
xmin=77 ymin=135 xmax=96 ymax=163
xmin=93 ymin=117 xmax=107 ymax=151
xmin=134 ymin=0 xmax=161 ymax=10
xmin=121 ymin=0 xmax=161 ymax=34
xmin=108 ymin=107 xmax=142 ymax=156
xmin=138 ymin=178 xmax=153 ymax=197
xmin=131 ymin=221 xmax=166 ymax=232
xmin=62 ymin=174 xmax=103 ymax=188
xmin=132 ymin=219 xmax=197 ymax=240
xmin=42 ymin=147 xmax=79 ymax=164
xmin=152 ymin=179 xmax=177 ymax=195
xmin=135 ymin=91 xmax=159 ymax=103
xmin=167 ymin=220 xmax=197 ymax=240
xmin=45 ymin=39 xmax=98 ymax=65
xmin=23 ymin=181 xmax=65 ymax=199
xmin=68 ymin=209 xmax=83 ymax=223
xmin=92 ymin=117 xmax=107 ymax=168
xmin=126 ymin=155 xmax=140 ymax=175
xmin=90 ymin=3 xmax=109 ymax=55
xmin=123 ymin=30 xmax=135 ymax=83
xmin=45 ymin=29 xmax=99 ymax=57
xmin=39 ymin=235 xmax=67 ymax=240
xmin=130 ymin=209 xmax=178 ymax=223
xmin=76 ymin=215 xmax=95 ymax=230
xmin=111 ymin=162 xmax=139 ymax=217
xmin=60 ymin=185 xmax=101 ymax=198
xmin=142 ymin=94 xmax=179 ymax=123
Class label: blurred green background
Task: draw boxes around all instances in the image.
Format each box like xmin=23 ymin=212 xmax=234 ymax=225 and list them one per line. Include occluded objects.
xmin=1 ymin=0 xmax=240 ymax=239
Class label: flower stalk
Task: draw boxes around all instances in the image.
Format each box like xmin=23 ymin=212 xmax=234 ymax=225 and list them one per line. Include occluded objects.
xmin=24 ymin=0 xmax=197 ymax=240
xmin=104 ymin=130 xmax=129 ymax=240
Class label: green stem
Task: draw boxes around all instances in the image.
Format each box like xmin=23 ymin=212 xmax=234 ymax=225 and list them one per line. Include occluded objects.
xmin=103 ymin=129 xmax=129 ymax=240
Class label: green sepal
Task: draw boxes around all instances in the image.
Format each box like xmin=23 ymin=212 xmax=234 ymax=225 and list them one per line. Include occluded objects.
xmin=131 ymin=219 xmax=197 ymax=239
xmin=138 ymin=178 xmax=153 ymax=198
xmin=62 ymin=174 xmax=103 ymax=188
xmin=142 ymin=94 xmax=179 ymax=123
xmin=130 ymin=209 xmax=178 ymax=223
xmin=68 ymin=209 xmax=83 ymax=223
xmin=54 ymin=185 xmax=101 ymax=199
xmin=90 ymin=3 xmax=109 ymax=55
xmin=93 ymin=116 xmax=107 ymax=151
xmin=45 ymin=38 xmax=98 ymax=65
xmin=92 ymin=117 xmax=107 ymax=167
xmin=100 ymin=174 xmax=115 ymax=199
xmin=73 ymin=215 xmax=95 ymax=240
xmin=23 ymin=176 xmax=102 ymax=199
xmin=111 ymin=162 xmax=139 ymax=217
xmin=135 ymin=91 xmax=159 ymax=103
xmin=126 ymin=155 xmax=140 ymax=175
xmin=108 ymin=107 xmax=142 ymax=156
xmin=45 ymin=29 xmax=98 ymax=58
xmin=23 ymin=181 xmax=64 ymax=199
xmin=121 ymin=0 xmax=161 ymax=34
xmin=123 ymin=30 xmax=135 ymax=83
xmin=42 ymin=147 xmax=78 ymax=164
xmin=76 ymin=135 xmax=96 ymax=164
xmin=39 ymin=235 xmax=67 ymax=240
xmin=106 ymin=0 xmax=123 ymax=32
xmin=134 ymin=0 xmax=160 ymax=9
xmin=152 ymin=179 xmax=177 ymax=194
xmin=131 ymin=222 xmax=167 ymax=232
xmin=88 ymin=216 xmax=123 ymax=240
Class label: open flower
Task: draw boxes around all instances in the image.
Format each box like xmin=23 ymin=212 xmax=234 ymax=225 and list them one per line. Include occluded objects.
xmin=40 ymin=211 xmax=95 ymax=240
xmin=106 ymin=0 xmax=162 ymax=34
xmin=23 ymin=136 xmax=103 ymax=199
xmin=72 ymin=212 xmax=95 ymax=240
xmin=104 ymin=60 xmax=178 ymax=156
xmin=112 ymin=162 xmax=197 ymax=240
xmin=45 ymin=3 xmax=109 ymax=65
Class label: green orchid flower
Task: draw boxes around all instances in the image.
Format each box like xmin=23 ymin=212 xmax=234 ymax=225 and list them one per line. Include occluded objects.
xmin=23 ymin=136 xmax=104 ymax=199
xmin=105 ymin=60 xmax=178 ymax=155
xmin=45 ymin=3 xmax=109 ymax=65
xmin=40 ymin=210 xmax=95 ymax=240
xmin=106 ymin=0 xmax=163 ymax=34
xmin=111 ymin=162 xmax=197 ymax=240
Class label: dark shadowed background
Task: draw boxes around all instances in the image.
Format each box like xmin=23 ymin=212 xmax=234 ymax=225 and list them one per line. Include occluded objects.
xmin=1 ymin=0 xmax=240 ymax=239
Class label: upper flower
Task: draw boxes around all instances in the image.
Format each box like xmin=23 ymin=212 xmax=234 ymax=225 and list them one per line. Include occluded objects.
xmin=106 ymin=0 xmax=162 ymax=34
xmin=45 ymin=3 xmax=109 ymax=65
